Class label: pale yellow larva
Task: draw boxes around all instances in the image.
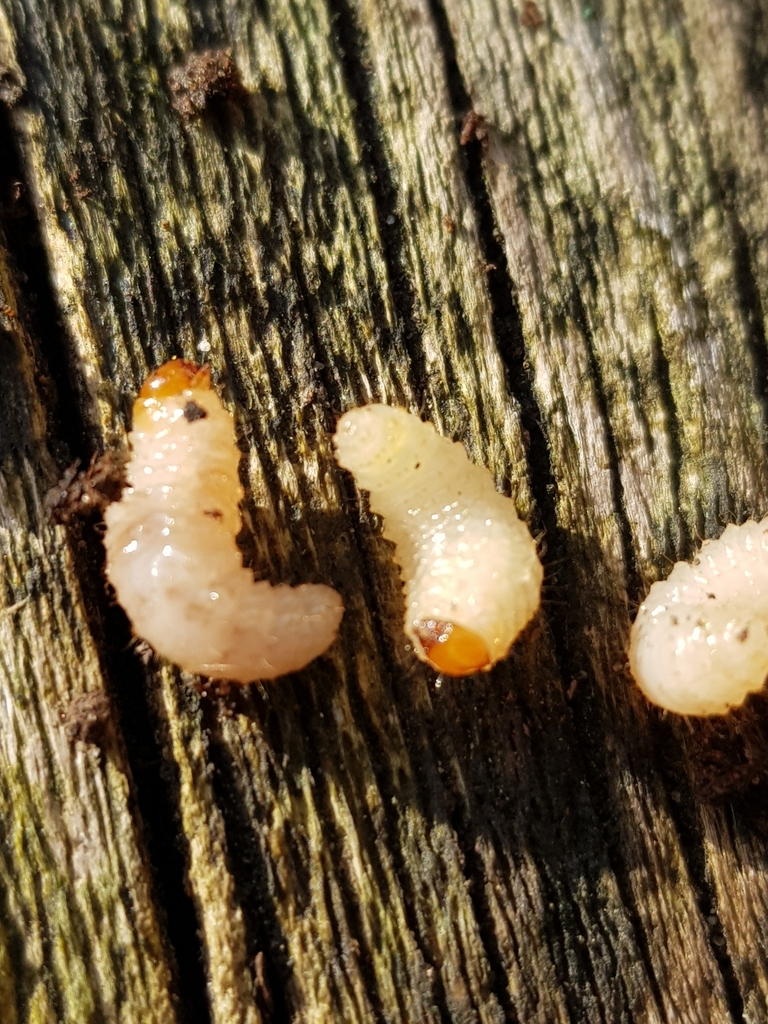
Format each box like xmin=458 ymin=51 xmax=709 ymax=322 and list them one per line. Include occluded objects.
xmin=104 ymin=359 xmax=343 ymax=682
xmin=629 ymin=518 xmax=768 ymax=715
xmin=333 ymin=405 xmax=542 ymax=676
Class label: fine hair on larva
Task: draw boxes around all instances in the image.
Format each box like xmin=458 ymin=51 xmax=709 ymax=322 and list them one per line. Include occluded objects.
xmin=629 ymin=517 xmax=768 ymax=716
xmin=104 ymin=358 xmax=344 ymax=682
xmin=333 ymin=404 xmax=542 ymax=676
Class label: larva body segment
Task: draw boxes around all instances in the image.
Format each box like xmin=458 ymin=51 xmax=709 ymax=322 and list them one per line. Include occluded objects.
xmin=104 ymin=360 xmax=343 ymax=682
xmin=629 ymin=519 xmax=768 ymax=715
xmin=333 ymin=405 xmax=542 ymax=675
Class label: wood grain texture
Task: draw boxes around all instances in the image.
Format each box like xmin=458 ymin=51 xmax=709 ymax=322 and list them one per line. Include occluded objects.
xmin=1 ymin=0 xmax=768 ymax=1021
xmin=0 ymin=228 xmax=178 ymax=1021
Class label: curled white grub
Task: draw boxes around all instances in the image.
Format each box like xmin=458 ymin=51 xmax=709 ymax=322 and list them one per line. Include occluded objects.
xmin=104 ymin=359 xmax=343 ymax=682
xmin=630 ymin=519 xmax=768 ymax=715
xmin=334 ymin=404 xmax=542 ymax=676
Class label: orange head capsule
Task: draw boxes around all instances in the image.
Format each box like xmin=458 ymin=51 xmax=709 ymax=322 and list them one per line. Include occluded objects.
xmin=138 ymin=358 xmax=211 ymax=400
xmin=133 ymin=359 xmax=212 ymax=431
xmin=414 ymin=619 xmax=491 ymax=676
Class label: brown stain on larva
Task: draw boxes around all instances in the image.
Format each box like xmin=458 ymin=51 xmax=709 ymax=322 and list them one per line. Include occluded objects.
xmin=183 ymin=400 xmax=208 ymax=422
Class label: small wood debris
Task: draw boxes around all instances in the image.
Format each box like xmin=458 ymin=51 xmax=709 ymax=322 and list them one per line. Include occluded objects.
xmin=520 ymin=1 xmax=545 ymax=29
xmin=253 ymin=952 xmax=274 ymax=1018
xmin=460 ymin=111 xmax=489 ymax=152
xmin=0 ymin=61 xmax=25 ymax=107
xmin=45 ymin=452 xmax=126 ymax=525
xmin=68 ymin=168 xmax=93 ymax=200
xmin=168 ymin=50 xmax=244 ymax=118
xmin=62 ymin=691 xmax=112 ymax=745
xmin=191 ymin=677 xmax=233 ymax=699
xmin=686 ymin=695 xmax=768 ymax=802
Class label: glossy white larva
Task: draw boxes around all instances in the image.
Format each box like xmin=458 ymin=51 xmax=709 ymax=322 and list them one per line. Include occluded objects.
xmin=629 ymin=518 xmax=768 ymax=715
xmin=104 ymin=359 xmax=343 ymax=682
xmin=333 ymin=404 xmax=542 ymax=676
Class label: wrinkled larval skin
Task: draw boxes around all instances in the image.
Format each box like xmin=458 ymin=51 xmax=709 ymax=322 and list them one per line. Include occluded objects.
xmin=104 ymin=359 xmax=343 ymax=682
xmin=334 ymin=404 xmax=542 ymax=676
xmin=630 ymin=519 xmax=768 ymax=715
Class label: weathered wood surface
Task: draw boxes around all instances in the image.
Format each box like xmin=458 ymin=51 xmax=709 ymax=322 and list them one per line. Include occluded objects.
xmin=1 ymin=0 xmax=768 ymax=1022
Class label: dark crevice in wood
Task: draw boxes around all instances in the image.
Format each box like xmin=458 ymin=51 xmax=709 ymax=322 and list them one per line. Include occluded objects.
xmin=442 ymin=672 xmax=638 ymax=1024
xmin=454 ymin=839 xmax=521 ymax=1023
xmin=323 ymin=0 xmax=430 ymax=407
xmin=0 ymin=107 xmax=87 ymax=468
xmin=458 ymin=839 xmax=536 ymax=1019
xmin=651 ymin=716 xmax=748 ymax=1024
xmin=306 ymin=477 xmax=460 ymax=1020
xmin=414 ymin=17 xmax=663 ymax=1014
xmin=313 ymin=487 xmax=473 ymax=1015
xmin=203 ymin=705 xmax=294 ymax=1024
xmin=0 ymin=878 xmax=28 ymax=1022
xmin=424 ymin=0 xmax=561 ymax=545
xmin=369 ymin=763 xmax=461 ymax=1023
xmin=418 ymin=4 xmax=635 ymax=1018
xmin=310 ymin=727 xmax=391 ymax=1024
xmin=239 ymin=661 xmax=397 ymax=1022
xmin=72 ymin=557 xmax=214 ymax=1024
xmin=183 ymin=0 xmax=228 ymax=42
xmin=723 ymin=172 xmax=768 ymax=482
xmin=664 ymin=0 xmax=768 ymax=514
xmin=428 ymin=683 xmax=533 ymax=1022
xmin=570 ymin=279 xmax=642 ymax=600
xmin=1 ymin=90 xmax=214 ymax=1024
xmin=740 ymin=0 xmax=768 ymax=106
xmin=28 ymin=836 xmax=68 ymax=1024
xmin=414 ymin=691 xmax=514 ymax=1014
xmin=524 ymin=815 xmax=617 ymax=1020
xmin=565 ymin=705 xmax=669 ymax=1020
xmin=393 ymin=713 xmax=495 ymax=1024
xmin=313 ymin=495 xmax=459 ymax=1022
xmin=646 ymin=304 xmax=691 ymax=568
